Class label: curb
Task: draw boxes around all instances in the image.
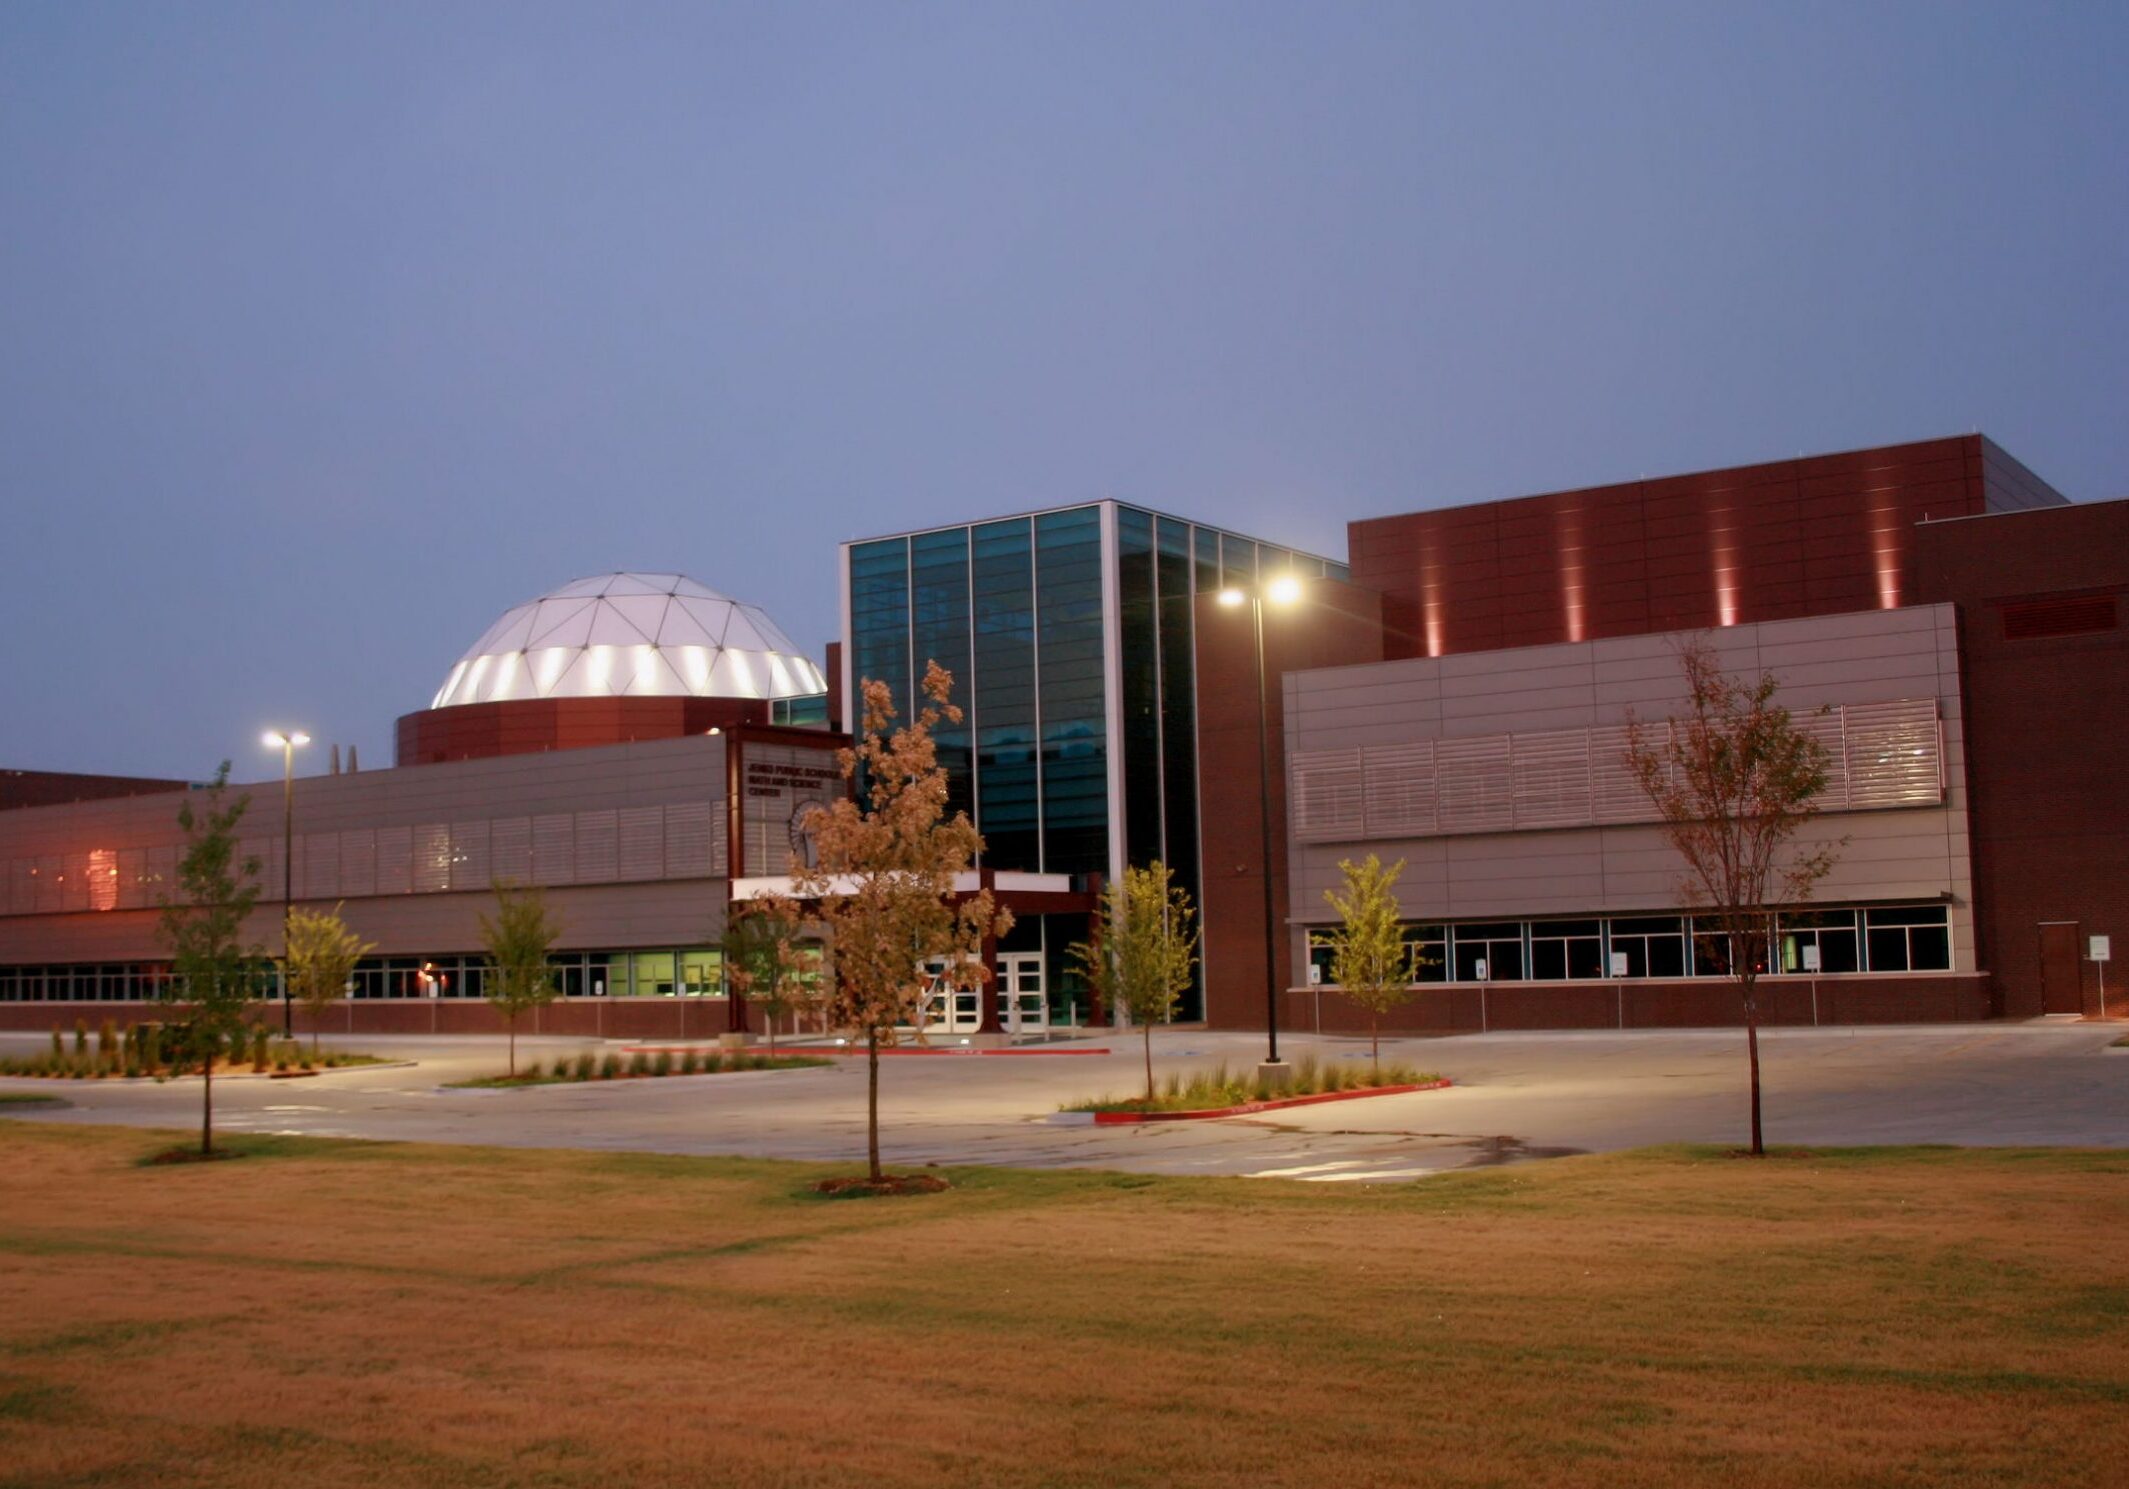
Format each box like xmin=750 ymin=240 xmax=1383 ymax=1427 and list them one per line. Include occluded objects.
xmin=739 ymin=1045 xmax=1114 ymax=1058
xmin=1089 ymin=1078 xmax=1452 ymax=1125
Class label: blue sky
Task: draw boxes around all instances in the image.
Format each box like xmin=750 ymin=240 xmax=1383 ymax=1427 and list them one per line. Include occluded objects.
xmin=3 ymin=2 xmax=2125 ymax=778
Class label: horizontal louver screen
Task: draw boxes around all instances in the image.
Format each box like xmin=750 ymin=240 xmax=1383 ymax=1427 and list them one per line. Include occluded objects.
xmin=1292 ymin=698 xmax=1944 ymax=843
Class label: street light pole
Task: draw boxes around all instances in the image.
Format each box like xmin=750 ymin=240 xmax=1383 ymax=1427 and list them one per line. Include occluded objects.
xmin=1219 ymin=576 xmax=1302 ymax=1082
xmin=1249 ymin=589 xmax=1281 ymax=1068
xmin=263 ymin=730 xmax=310 ymax=1037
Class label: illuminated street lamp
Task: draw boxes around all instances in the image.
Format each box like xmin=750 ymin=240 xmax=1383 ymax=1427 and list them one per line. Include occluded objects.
xmin=262 ymin=729 xmax=310 ymax=1037
xmin=1216 ymin=575 xmax=1304 ymax=1079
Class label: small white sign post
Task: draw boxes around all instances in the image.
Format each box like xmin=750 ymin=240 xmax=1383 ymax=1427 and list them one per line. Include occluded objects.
xmin=2091 ymin=936 xmax=2111 ymax=1019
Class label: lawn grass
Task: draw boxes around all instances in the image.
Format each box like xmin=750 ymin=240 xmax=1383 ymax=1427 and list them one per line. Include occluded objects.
xmin=0 ymin=1092 xmax=64 ymax=1106
xmin=1 ymin=1125 xmax=2124 ymax=1487
xmin=1065 ymin=1052 xmax=1440 ymax=1113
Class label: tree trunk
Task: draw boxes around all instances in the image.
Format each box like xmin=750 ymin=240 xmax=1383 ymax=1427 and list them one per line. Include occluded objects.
xmin=1743 ymin=979 xmax=1764 ymax=1157
xmin=1143 ymin=1021 xmax=1155 ymax=1105
xmin=508 ymin=1017 xmax=517 ymax=1077
xmin=1371 ymin=1011 xmax=1380 ymax=1079
xmin=201 ymin=1050 xmax=213 ymax=1157
xmin=866 ymin=1028 xmax=882 ymax=1183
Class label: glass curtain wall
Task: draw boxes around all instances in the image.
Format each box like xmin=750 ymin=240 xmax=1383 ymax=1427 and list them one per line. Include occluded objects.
xmin=846 ymin=505 xmax=1343 ymax=918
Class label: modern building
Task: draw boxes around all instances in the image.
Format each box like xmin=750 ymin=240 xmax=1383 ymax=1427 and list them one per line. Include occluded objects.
xmin=1 ymin=437 xmax=2121 ymax=1037
xmin=841 ymin=502 xmax=1348 ymax=1018
xmin=0 ymin=576 xmax=854 ymax=1037
xmin=1192 ymin=435 xmax=2126 ymax=1030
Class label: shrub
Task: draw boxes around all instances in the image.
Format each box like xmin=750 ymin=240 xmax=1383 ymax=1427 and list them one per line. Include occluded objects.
xmin=139 ymin=1025 xmax=162 ymax=1072
xmin=574 ymin=1052 xmax=596 ymax=1081
xmin=251 ymin=1029 xmax=270 ymax=1072
xmin=98 ymin=1018 xmax=118 ymax=1059
xmin=74 ymin=1020 xmax=88 ymax=1055
xmin=599 ymin=1053 xmax=621 ymax=1080
xmin=628 ymin=1051 xmax=650 ymax=1077
xmin=274 ymin=1055 xmax=291 ymax=1072
xmin=652 ymin=1051 xmax=672 ymax=1077
xmin=123 ymin=1056 xmax=141 ymax=1079
xmin=50 ymin=1027 xmax=64 ymax=1060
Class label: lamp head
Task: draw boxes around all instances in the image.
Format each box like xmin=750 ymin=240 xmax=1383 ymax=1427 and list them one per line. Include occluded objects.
xmin=1216 ymin=587 xmax=1246 ymax=608
xmin=262 ymin=730 xmax=312 ymax=749
xmin=1266 ymin=574 xmax=1303 ymax=606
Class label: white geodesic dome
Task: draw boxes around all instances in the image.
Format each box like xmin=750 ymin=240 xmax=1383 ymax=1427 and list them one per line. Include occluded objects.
xmin=429 ymin=573 xmax=827 ymax=708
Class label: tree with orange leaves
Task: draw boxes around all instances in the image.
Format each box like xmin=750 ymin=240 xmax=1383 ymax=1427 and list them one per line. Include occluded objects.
xmin=793 ymin=661 xmax=1011 ymax=1185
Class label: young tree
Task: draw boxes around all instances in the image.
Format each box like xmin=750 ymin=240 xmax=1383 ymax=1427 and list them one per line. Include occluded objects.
xmin=158 ymin=763 xmax=269 ymax=1156
xmin=793 ymin=662 xmax=1010 ymax=1184
xmin=1625 ymin=639 xmax=1840 ymax=1156
xmin=284 ymin=903 xmax=374 ymax=1053
xmin=479 ymin=883 xmax=562 ymax=1077
xmin=1322 ymin=854 xmax=1419 ymax=1076
xmin=1070 ymin=862 xmax=1199 ymax=1104
xmin=722 ymin=891 xmax=822 ymax=1050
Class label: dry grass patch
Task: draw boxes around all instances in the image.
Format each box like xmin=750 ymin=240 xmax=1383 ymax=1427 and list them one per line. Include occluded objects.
xmin=0 ymin=1126 xmax=2124 ymax=1488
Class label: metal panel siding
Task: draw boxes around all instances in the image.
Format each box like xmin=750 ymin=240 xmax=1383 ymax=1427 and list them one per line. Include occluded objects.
xmin=664 ymin=802 xmax=712 ymax=878
xmin=451 ymin=821 xmax=491 ymax=893
xmin=303 ymin=832 xmax=340 ymax=900
xmin=376 ymin=828 xmax=412 ymax=895
xmin=575 ymin=810 xmax=618 ymax=883
xmin=340 ymin=831 xmax=376 ymax=897
xmin=413 ymin=824 xmax=451 ymax=894
xmin=532 ymin=814 xmax=574 ymax=884
xmin=1285 ymin=605 xmax=1972 ymax=939
xmin=491 ymin=817 xmax=532 ymax=883
xmin=618 ymin=806 xmax=663 ymax=881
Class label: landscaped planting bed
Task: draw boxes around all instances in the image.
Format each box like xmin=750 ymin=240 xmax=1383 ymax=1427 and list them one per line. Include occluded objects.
xmin=1064 ymin=1054 xmax=1445 ymax=1118
xmin=0 ymin=1019 xmax=381 ymax=1081
xmin=450 ymin=1049 xmax=833 ymax=1088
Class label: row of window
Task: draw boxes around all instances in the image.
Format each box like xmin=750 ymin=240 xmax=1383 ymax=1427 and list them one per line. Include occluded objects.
xmin=1305 ymin=905 xmax=1954 ymax=985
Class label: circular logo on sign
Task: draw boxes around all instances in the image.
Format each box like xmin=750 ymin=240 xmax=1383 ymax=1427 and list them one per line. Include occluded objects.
xmin=788 ymin=798 xmax=827 ymax=871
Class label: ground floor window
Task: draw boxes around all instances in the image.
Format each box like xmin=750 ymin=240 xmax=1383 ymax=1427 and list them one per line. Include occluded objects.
xmin=1863 ymin=906 xmax=1952 ymax=972
xmin=1530 ymin=920 xmax=1604 ymax=980
xmin=1777 ymin=910 xmax=1861 ymax=974
xmin=1298 ymin=903 xmax=1952 ymax=987
xmin=1452 ymin=923 xmax=1524 ymax=983
xmin=1607 ymin=917 xmax=1688 ymax=978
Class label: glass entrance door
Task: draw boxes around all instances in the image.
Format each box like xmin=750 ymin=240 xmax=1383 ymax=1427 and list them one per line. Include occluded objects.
xmin=998 ymin=953 xmax=1046 ymax=1033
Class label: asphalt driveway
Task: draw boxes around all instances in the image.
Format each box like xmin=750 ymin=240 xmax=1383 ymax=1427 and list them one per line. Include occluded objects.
xmin=4 ymin=1022 xmax=2122 ymax=1182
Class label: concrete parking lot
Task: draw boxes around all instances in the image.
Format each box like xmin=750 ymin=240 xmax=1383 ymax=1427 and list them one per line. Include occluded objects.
xmin=4 ymin=1022 xmax=2123 ymax=1181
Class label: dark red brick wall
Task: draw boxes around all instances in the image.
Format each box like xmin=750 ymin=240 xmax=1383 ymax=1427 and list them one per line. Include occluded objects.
xmin=1348 ymin=436 xmax=2001 ymax=660
xmin=1197 ymin=579 xmax=1385 ymax=1031
xmin=1915 ymin=499 xmax=2129 ymax=1018
xmin=1 ymin=770 xmax=189 ymax=812
xmin=394 ymin=696 xmax=769 ymax=765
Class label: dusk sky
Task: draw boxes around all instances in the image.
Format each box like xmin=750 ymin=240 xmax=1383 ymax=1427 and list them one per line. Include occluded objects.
xmin=4 ymin=2 xmax=2125 ymax=781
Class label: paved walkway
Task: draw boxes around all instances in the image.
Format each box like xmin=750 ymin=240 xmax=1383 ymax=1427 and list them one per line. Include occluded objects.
xmin=4 ymin=1023 xmax=2123 ymax=1181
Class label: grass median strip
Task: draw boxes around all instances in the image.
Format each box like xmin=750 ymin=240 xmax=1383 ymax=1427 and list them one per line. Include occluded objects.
xmin=3 ymin=1124 xmax=2125 ymax=1488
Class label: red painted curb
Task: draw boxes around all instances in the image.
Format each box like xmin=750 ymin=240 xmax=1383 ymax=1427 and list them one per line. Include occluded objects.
xmin=619 ymin=1044 xmax=1112 ymax=1058
xmin=1089 ymin=1078 xmax=1452 ymax=1124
